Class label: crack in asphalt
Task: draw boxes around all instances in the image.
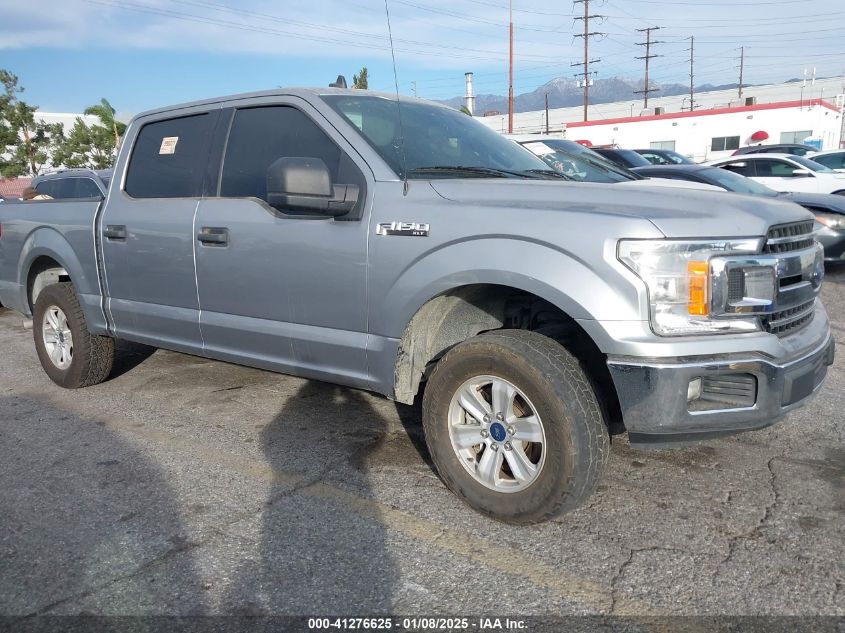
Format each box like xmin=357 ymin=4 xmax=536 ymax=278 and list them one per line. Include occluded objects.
xmin=610 ymin=546 xmax=690 ymax=615
xmin=716 ymin=456 xmax=780 ymax=574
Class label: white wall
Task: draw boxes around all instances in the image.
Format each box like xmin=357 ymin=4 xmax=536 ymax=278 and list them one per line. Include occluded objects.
xmin=565 ymin=103 xmax=843 ymax=161
xmin=477 ymin=77 xmax=845 ymax=161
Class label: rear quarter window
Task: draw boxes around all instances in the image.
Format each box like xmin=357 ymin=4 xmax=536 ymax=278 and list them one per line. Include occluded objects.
xmin=125 ymin=113 xmax=215 ymax=198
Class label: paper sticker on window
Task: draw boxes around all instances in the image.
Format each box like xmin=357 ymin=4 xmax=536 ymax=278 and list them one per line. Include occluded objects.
xmin=524 ymin=142 xmax=554 ymax=156
xmin=159 ymin=136 xmax=179 ymax=155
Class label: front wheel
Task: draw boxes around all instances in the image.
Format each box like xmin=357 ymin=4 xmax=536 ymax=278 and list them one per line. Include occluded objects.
xmin=33 ymin=282 xmax=115 ymax=388
xmin=422 ymin=329 xmax=609 ymax=524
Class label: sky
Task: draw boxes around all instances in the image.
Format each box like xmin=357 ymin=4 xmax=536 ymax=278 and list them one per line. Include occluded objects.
xmin=1 ymin=0 xmax=843 ymax=118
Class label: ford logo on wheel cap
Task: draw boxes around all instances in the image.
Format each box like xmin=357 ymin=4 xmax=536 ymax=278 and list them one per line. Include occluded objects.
xmin=489 ymin=422 xmax=507 ymax=442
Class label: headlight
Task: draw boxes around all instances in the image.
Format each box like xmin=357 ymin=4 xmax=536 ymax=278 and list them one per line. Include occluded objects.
xmin=618 ymin=238 xmax=763 ymax=336
xmin=813 ymin=212 xmax=845 ymax=230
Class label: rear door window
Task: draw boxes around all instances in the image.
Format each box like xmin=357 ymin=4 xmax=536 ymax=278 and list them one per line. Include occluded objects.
xmin=125 ymin=113 xmax=216 ymax=198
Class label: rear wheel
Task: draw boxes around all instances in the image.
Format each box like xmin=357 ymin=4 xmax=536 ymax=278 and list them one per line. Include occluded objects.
xmin=422 ymin=329 xmax=609 ymax=524
xmin=33 ymin=283 xmax=115 ymax=388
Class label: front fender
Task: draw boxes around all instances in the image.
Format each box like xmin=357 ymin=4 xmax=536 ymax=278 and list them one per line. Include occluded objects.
xmin=369 ymin=235 xmax=646 ymax=340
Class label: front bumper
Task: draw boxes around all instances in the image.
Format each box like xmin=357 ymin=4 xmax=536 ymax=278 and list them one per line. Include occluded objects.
xmin=607 ymin=309 xmax=834 ymax=445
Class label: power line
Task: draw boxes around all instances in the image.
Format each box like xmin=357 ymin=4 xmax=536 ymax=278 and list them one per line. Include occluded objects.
xmin=573 ymin=0 xmax=606 ymax=122
xmin=633 ymin=26 xmax=663 ymax=108
xmin=687 ymin=36 xmax=695 ymax=111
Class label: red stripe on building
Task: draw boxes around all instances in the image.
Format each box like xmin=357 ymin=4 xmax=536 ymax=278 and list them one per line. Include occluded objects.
xmin=566 ymin=99 xmax=840 ymax=128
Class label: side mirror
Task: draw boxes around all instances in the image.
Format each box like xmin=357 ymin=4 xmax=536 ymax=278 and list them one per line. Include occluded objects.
xmin=266 ymin=157 xmax=358 ymax=216
xmin=790 ymin=168 xmax=813 ymax=178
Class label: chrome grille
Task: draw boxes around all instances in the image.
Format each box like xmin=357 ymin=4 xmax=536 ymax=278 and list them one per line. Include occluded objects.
xmin=762 ymin=299 xmax=816 ymax=336
xmin=763 ymin=221 xmax=815 ymax=254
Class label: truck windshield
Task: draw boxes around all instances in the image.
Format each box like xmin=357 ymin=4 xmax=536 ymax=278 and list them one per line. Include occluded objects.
xmin=322 ymin=95 xmax=553 ymax=180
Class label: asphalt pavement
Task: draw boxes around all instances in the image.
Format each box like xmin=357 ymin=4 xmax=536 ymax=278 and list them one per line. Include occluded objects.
xmin=0 ymin=270 xmax=843 ymax=622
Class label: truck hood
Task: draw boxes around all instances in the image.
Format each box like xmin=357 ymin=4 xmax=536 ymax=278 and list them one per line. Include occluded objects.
xmin=429 ymin=179 xmax=813 ymax=238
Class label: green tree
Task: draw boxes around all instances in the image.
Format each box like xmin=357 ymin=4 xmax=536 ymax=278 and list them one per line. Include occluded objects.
xmin=0 ymin=71 xmax=65 ymax=177
xmin=84 ymin=97 xmax=126 ymax=149
xmin=52 ymin=117 xmax=115 ymax=170
xmin=352 ymin=67 xmax=369 ymax=90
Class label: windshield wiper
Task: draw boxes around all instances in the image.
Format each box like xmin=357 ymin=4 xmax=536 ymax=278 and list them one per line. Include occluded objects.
xmin=523 ymin=169 xmax=572 ymax=180
xmin=408 ymin=166 xmax=534 ymax=179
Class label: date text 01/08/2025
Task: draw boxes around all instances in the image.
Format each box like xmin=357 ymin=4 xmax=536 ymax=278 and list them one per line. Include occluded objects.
xmin=307 ymin=617 xmax=528 ymax=630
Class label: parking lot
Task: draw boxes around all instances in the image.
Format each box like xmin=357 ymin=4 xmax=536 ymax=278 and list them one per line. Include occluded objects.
xmin=1 ymin=271 xmax=843 ymax=620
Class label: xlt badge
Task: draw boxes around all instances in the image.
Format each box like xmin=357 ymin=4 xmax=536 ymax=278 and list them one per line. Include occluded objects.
xmin=376 ymin=222 xmax=430 ymax=237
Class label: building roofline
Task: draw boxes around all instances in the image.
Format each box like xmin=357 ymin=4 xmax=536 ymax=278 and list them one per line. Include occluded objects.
xmin=566 ymin=99 xmax=841 ymax=129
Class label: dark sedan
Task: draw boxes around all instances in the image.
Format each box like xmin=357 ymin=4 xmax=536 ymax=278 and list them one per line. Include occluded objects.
xmin=591 ymin=148 xmax=653 ymax=169
xmin=632 ymin=164 xmax=845 ymax=262
xmin=633 ymin=149 xmax=694 ymax=165
xmin=732 ymin=143 xmax=817 ymax=157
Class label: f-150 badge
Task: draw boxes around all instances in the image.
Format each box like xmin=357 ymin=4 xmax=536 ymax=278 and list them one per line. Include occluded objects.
xmin=376 ymin=222 xmax=430 ymax=237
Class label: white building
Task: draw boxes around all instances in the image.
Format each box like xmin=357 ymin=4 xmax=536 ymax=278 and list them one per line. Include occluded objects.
xmin=478 ymin=77 xmax=845 ymax=161
xmin=36 ymin=111 xmax=100 ymax=129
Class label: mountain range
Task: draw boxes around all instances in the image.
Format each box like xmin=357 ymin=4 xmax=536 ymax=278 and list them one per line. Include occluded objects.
xmin=439 ymin=75 xmax=740 ymax=114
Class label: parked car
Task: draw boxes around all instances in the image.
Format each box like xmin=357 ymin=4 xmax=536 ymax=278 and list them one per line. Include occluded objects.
xmin=809 ymin=149 xmax=845 ymax=172
xmin=707 ymin=153 xmax=845 ymax=195
xmin=633 ymin=149 xmax=694 ymax=165
xmin=0 ymin=88 xmax=833 ymax=523
xmin=632 ymin=164 xmax=845 ymax=262
xmin=510 ymin=136 xmax=719 ymax=191
xmin=591 ymin=148 xmax=653 ymax=169
xmin=31 ymin=169 xmax=112 ymax=200
xmin=732 ymin=143 xmax=817 ymax=157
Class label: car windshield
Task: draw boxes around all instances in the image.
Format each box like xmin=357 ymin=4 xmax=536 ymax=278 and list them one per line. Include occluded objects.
xmin=790 ymin=155 xmax=835 ymax=173
xmin=704 ymin=168 xmax=779 ymax=196
xmin=322 ymin=95 xmax=554 ymax=179
xmin=661 ymin=150 xmax=692 ymax=164
xmin=520 ymin=141 xmax=635 ymax=183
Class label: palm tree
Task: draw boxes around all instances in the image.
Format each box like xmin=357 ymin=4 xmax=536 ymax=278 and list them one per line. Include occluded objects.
xmin=84 ymin=98 xmax=123 ymax=148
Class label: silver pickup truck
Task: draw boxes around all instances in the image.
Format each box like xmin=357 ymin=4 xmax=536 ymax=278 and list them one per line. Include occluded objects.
xmin=0 ymin=88 xmax=834 ymax=523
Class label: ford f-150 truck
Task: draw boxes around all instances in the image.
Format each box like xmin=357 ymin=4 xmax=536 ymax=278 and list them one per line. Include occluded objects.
xmin=0 ymin=88 xmax=834 ymax=523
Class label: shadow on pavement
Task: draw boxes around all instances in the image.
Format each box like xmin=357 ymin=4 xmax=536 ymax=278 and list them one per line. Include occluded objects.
xmin=0 ymin=395 xmax=207 ymax=616
xmin=394 ymin=398 xmax=436 ymax=476
xmin=107 ymin=340 xmax=158 ymax=381
xmin=220 ymin=380 xmax=400 ymax=614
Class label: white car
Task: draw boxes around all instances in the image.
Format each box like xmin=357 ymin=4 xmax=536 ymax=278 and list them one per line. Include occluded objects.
xmin=707 ymin=153 xmax=845 ymax=195
xmin=810 ymin=149 xmax=845 ymax=173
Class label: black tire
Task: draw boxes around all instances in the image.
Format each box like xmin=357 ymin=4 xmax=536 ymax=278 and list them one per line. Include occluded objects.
xmin=33 ymin=282 xmax=115 ymax=388
xmin=422 ymin=329 xmax=609 ymax=524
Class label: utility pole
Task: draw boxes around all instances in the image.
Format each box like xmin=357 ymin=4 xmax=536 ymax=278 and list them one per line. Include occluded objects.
xmin=573 ymin=0 xmax=604 ymax=122
xmin=633 ymin=26 xmax=662 ymax=109
xmin=738 ymin=47 xmax=744 ymax=101
xmin=545 ymin=92 xmax=550 ymax=134
xmin=687 ymin=36 xmax=695 ymax=111
xmin=508 ymin=0 xmax=514 ymax=133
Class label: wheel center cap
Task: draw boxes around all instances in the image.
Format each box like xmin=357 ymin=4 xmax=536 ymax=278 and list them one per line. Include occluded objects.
xmin=490 ymin=422 xmax=507 ymax=442
xmin=58 ymin=332 xmax=65 ymax=343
